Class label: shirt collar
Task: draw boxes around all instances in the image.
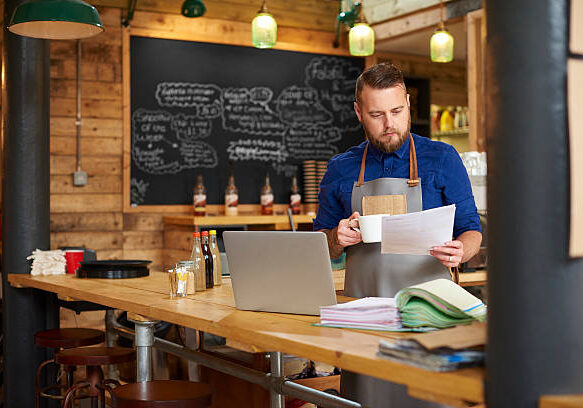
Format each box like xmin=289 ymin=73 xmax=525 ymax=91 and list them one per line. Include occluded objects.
xmin=366 ymin=133 xmax=411 ymax=161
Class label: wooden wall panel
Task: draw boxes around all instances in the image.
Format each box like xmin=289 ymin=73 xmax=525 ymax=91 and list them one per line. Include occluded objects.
xmin=51 ymin=156 xmax=122 ymax=175
xmin=51 ymin=213 xmax=123 ymax=232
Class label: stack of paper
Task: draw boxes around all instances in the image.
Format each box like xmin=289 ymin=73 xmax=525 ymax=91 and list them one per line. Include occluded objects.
xmin=319 ymin=297 xmax=402 ymax=331
xmin=378 ymin=338 xmax=485 ymax=372
xmin=396 ymin=279 xmax=487 ymax=328
xmin=378 ymin=322 xmax=486 ymax=371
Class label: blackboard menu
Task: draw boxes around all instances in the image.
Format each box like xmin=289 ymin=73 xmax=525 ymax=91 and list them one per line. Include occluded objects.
xmin=130 ymin=36 xmax=364 ymax=206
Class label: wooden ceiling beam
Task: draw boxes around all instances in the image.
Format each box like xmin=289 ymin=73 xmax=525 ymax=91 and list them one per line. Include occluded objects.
xmin=372 ymin=0 xmax=481 ymax=42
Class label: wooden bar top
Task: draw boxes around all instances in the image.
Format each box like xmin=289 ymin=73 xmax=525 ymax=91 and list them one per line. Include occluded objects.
xmin=8 ymin=273 xmax=484 ymax=405
xmin=163 ymin=214 xmax=314 ymax=227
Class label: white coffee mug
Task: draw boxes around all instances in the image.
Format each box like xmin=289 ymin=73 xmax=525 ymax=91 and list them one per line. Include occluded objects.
xmin=355 ymin=214 xmax=391 ymax=243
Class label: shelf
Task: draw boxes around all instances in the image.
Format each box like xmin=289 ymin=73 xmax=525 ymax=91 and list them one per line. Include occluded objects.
xmin=164 ymin=214 xmax=315 ymax=227
xmin=431 ymin=128 xmax=470 ymax=137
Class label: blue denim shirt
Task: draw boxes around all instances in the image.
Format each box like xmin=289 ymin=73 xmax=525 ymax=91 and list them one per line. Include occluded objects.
xmin=313 ymin=133 xmax=481 ymax=238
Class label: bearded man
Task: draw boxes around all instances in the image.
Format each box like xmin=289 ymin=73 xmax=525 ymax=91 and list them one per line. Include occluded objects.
xmin=313 ymin=62 xmax=482 ymax=407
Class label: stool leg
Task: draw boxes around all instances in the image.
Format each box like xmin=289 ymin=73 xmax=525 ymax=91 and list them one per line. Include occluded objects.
xmin=105 ymin=310 xmax=120 ymax=381
xmin=35 ymin=359 xmax=55 ymax=408
xmin=63 ymin=381 xmax=90 ymax=408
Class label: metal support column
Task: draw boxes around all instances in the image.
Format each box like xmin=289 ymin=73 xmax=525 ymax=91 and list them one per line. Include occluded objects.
xmin=270 ymin=351 xmax=285 ymax=408
xmin=130 ymin=319 xmax=157 ymax=382
xmin=487 ymin=0 xmax=583 ymax=406
xmin=2 ymin=1 xmax=58 ymax=407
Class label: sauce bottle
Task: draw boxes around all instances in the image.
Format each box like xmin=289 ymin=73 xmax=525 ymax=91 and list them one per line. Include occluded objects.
xmin=193 ymin=174 xmax=207 ymax=217
xmin=225 ymin=171 xmax=238 ymax=216
xmin=209 ymin=230 xmax=222 ymax=286
xmin=190 ymin=232 xmax=206 ymax=291
xmin=289 ymin=175 xmax=301 ymax=215
xmin=260 ymin=173 xmax=274 ymax=215
xmin=201 ymin=231 xmax=214 ymax=289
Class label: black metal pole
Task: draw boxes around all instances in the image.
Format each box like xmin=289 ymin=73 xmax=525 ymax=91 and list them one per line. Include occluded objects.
xmin=2 ymin=1 xmax=59 ymax=407
xmin=486 ymin=0 xmax=583 ymax=406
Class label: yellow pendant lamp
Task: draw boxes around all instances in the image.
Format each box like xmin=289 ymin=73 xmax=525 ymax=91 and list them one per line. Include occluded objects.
xmin=349 ymin=4 xmax=374 ymax=56
xmin=252 ymin=0 xmax=277 ymax=49
xmin=430 ymin=0 xmax=454 ymax=63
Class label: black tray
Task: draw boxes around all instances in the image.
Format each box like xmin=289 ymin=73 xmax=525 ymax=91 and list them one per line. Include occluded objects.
xmin=76 ymin=260 xmax=151 ymax=279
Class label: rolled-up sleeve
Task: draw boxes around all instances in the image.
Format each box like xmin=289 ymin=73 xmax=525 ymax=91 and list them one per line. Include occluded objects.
xmin=439 ymin=146 xmax=481 ymax=238
xmin=313 ymin=163 xmax=345 ymax=231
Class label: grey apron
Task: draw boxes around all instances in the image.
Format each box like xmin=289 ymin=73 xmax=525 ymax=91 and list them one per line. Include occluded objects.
xmin=341 ymin=136 xmax=451 ymax=408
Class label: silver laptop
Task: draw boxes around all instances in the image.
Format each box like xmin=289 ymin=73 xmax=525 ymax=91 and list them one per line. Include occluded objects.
xmin=223 ymin=231 xmax=337 ymax=315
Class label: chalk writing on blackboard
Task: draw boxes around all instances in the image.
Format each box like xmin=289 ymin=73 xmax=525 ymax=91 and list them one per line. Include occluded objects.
xmin=130 ymin=178 xmax=149 ymax=205
xmin=132 ymin=108 xmax=219 ymax=174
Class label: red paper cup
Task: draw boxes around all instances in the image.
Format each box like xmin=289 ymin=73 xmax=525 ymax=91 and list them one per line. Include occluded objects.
xmin=65 ymin=250 xmax=84 ymax=274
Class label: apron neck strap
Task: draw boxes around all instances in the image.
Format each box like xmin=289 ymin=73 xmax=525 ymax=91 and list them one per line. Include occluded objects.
xmin=356 ymin=135 xmax=420 ymax=187
xmin=408 ymin=134 xmax=420 ymax=187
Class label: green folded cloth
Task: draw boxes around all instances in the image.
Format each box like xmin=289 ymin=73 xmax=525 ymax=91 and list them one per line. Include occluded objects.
xmin=396 ymin=279 xmax=487 ymax=329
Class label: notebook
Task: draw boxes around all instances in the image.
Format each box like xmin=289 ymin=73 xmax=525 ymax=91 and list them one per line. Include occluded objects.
xmin=223 ymin=231 xmax=337 ymax=315
xmin=395 ymin=279 xmax=487 ymax=328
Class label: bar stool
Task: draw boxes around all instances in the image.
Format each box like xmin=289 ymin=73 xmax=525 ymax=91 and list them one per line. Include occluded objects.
xmin=35 ymin=328 xmax=105 ymax=407
xmin=59 ymin=347 xmax=136 ymax=407
xmin=99 ymin=380 xmax=213 ymax=408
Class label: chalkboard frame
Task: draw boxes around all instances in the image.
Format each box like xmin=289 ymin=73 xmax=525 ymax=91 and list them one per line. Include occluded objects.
xmin=122 ymin=26 xmax=359 ymax=213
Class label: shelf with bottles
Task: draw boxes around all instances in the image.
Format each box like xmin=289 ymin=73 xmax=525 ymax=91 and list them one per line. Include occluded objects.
xmin=431 ymin=127 xmax=470 ymax=138
xmin=430 ymin=104 xmax=469 ymax=134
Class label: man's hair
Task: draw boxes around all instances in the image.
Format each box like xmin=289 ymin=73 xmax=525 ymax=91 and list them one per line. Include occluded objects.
xmin=355 ymin=62 xmax=405 ymax=103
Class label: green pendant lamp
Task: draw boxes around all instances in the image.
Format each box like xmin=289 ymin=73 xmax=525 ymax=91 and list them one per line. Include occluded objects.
xmin=252 ymin=0 xmax=277 ymax=49
xmin=8 ymin=0 xmax=103 ymax=40
xmin=430 ymin=0 xmax=454 ymax=63
xmin=349 ymin=5 xmax=374 ymax=57
xmin=181 ymin=0 xmax=206 ymax=18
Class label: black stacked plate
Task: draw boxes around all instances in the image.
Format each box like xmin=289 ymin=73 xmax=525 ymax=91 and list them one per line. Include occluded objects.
xmin=76 ymin=260 xmax=151 ymax=279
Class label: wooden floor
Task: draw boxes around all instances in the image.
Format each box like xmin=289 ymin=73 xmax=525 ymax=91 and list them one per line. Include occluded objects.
xmin=8 ymin=272 xmax=485 ymax=406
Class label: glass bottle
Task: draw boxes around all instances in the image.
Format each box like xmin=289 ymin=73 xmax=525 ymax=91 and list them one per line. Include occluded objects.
xmin=191 ymin=232 xmax=206 ymax=291
xmin=225 ymin=172 xmax=238 ymax=216
xmin=440 ymin=106 xmax=454 ymax=132
xmin=209 ymin=230 xmax=222 ymax=286
xmin=260 ymin=173 xmax=274 ymax=215
xmin=193 ymin=174 xmax=207 ymax=217
xmin=201 ymin=231 xmax=214 ymax=289
xmin=289 ymin=175 xmax=301 ymax=215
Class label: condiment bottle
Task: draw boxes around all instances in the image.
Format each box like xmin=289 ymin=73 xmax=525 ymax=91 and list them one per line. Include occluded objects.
xmin=289 ymin=175 xmax=301 ymax=215
xmin=225 ymin=172 xmax=238 ymax=216
xmin=193 ymin=174 xmax=207 ymax=217
xmin=260 ymin=173 xmax=274 ymax=215
xmin=201 ymin=231 xmax=214 ymax=289
xmin=191 ymin=232 xmax=206 ymax=291
xmin=440 ymin=106 xmax=454 ymax=132
xmin=209 ymin=230 xmax=222 ymax=286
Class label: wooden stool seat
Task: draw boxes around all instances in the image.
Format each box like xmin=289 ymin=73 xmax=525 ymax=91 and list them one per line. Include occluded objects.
xmin=34 ymin=328 xmax=104 ymax=349
xmin=105 ymin=380 xmax=213 ymax=408
xmin=56 ymin=347 xmax=136 ymax=366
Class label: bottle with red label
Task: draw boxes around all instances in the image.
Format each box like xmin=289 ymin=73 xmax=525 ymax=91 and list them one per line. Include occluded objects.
xmin=193 ymin=174 xmax=207 ymax=216
xmin=260 ymin=173 xmax=274 ymax=215
xmin=289 ymin=175 xmax=301 ymax=215
xmin=225 ymin=170 xmax=238 ymax=216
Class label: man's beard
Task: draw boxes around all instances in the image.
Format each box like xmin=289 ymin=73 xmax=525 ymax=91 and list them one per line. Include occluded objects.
xmin=364 ymin=116 xmax=411 ymax=153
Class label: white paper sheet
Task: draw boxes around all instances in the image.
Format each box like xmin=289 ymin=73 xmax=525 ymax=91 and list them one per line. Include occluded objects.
xmin=381 ymin=204 xmax=456 ymax=255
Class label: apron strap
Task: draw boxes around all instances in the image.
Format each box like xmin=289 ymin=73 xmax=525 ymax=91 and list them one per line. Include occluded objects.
xmin=407 ymin=134 xmax=420 ymax=187
xmin=356 ymin=135 xmax=421 ymax=188
xmin=356 ymin=143 xmax=369 ymax=187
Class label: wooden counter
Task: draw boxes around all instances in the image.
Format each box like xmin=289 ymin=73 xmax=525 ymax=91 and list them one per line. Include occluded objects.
xmin=8 ymin=272 xmax=484 ymax=406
